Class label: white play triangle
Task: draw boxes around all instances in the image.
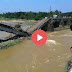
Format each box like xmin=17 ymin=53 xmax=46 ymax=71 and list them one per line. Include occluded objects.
xmin=37 ymin=34 xmax=43 ymax=41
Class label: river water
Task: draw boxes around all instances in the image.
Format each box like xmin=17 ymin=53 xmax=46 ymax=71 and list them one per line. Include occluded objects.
xmin=0 ymin=29 xmax=72 ymax=72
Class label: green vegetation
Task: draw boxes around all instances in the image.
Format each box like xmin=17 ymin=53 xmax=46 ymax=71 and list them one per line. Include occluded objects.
xmin=63 ymin=12 xmax=72 ymax=17
xmin=0 ymin=10 xmax=62 ymax=20
xmin=15 ymin=24 xmax=21 ymax=28
xmin=0 ymin=10 xmax=72 ymax=21
xmin=0 ymin=40 xmax=22 ymax=49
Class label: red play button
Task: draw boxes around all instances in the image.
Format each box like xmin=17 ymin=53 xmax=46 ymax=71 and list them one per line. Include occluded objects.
xmin=32 ymin=30 xmax=47 ymax=45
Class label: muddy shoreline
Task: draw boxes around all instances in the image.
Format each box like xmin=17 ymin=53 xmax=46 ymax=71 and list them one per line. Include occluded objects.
xmin=0 ymin=36 xmax=31 ymax=49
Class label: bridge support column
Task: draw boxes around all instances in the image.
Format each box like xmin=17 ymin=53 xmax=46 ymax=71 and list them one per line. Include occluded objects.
xmin=59 ymin=20 xmax=65 ymax=27
xmin=47 ymin=23 xmax=54 ymax=32
xmin=41 ymin=20 xmax=54 ymax=32
xmin=67 ymin=19 xmax=72 ymax=25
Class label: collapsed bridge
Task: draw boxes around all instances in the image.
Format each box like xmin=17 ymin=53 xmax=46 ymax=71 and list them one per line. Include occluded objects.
xmin=0 ymin=18 xmax=72 ymax=36
xmin=26 ymin=18 xmax=72 ymax=35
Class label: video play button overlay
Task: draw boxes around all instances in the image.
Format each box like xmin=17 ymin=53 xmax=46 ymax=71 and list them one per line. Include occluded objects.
xmin=37 ymin=34 xmax=43 ymax=41
xmin=32 ymin=30 xmax=47 ymax=45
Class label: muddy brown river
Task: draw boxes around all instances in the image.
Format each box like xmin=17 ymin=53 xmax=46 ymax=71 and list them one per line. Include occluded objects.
xmin=0 ymin=29 xmax=72 ymax=72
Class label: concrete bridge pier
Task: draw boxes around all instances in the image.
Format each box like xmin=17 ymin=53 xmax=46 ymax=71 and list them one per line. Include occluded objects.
xmin=47 ymin=21 xmax=54 ymax=32
xmin=47 ymin=19 xmax=54 ymax=32
xmin=59 ymin=20 xmax=65 ymax=27
xmin=41 ymin=23 xmax=48 ymax=31
xmin=41 ymin=21 xmax=54 ymax=32
xmin=67 ymin=19 xmax=72 ymax=25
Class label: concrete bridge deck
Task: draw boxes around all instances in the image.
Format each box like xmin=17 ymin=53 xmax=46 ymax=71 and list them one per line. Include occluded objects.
xmin=0 ymin=23 xmax=29 ymax=36
xmin=26 ymin=18 xmax=49 ymax=34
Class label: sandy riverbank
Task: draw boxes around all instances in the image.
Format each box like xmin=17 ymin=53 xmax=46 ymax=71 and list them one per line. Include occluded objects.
xmin=0 ymin=19 xmax=38 ymax=23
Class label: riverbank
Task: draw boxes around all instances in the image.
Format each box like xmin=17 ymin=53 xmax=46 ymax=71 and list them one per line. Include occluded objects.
xmin=0 ymin=40 xmax=22 ymax=49
xmin=0 ymin=18 xmax=38 ymax=23
xmin=0 ymin=36 xmax=31 ymax=49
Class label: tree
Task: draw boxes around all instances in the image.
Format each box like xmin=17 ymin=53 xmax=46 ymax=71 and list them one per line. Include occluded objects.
xmin=55 ymin=10 xmax=59 ymax=15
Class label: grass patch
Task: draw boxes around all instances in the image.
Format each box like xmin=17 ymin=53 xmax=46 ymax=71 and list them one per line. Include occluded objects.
xmin=0 ymin=40 xmax=22 ymax=49
xmin=15 ymin=24 xmax=21 ymax=28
